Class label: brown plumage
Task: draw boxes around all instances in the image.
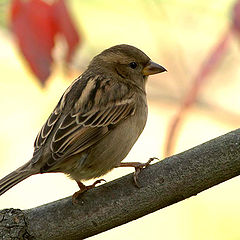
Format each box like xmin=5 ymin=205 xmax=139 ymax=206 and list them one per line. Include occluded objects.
xmin=0 ymin=44 xmax=166 ymax=201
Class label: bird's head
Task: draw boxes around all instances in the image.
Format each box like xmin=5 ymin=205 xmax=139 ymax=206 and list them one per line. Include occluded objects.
xmin=88 ymin=44 xmax=167 ymax=90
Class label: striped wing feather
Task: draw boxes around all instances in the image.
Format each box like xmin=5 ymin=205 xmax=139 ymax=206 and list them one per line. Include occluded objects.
xmin=33 ymin=76 xmax=136 ymax=170
xmin=50 ymin=102 xmax=135 ymax=161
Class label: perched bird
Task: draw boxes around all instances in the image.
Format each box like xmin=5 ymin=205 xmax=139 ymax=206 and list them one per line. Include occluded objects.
xmin=0 ymin=44 xmax=166 ymax=202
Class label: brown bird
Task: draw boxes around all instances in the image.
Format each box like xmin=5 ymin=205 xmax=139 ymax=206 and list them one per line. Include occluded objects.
xmin=0 ymin=44 xmax=166 ymax=202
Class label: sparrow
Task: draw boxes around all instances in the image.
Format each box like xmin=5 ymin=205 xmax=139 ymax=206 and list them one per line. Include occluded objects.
xmin=0 ymin=44 xmax=166 ymax=202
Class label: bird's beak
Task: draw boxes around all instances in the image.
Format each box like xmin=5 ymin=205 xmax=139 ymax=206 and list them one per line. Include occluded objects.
xmin=142 ymin=60 xmax=167 ymax=76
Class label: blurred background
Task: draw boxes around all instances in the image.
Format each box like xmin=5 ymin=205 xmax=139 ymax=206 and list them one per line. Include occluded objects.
xmin=0 ymin=0 xmax=240 ymax=239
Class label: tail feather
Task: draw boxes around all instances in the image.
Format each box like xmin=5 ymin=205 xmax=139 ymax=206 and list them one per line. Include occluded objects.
xmin=0 ymin=161 xmax=37 ymax=196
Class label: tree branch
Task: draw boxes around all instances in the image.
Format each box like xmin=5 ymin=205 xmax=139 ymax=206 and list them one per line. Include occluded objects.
xmin=1 ymin=128 xmax=240 ymax=240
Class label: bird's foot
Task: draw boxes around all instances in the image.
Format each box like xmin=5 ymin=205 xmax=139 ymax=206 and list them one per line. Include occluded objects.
xmin=117 ymin=157 xmax=158 ymax=187
xmin=72 ymin=179 xmax=106 ymax=204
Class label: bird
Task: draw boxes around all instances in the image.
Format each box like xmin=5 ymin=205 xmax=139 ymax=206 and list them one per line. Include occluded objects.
xmin=0 ymin=44 xmax=166 ymax=202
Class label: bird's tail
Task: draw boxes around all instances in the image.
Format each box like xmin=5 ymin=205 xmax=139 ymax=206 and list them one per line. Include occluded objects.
xmin=0 ymin=161 xmax=37 ymax=196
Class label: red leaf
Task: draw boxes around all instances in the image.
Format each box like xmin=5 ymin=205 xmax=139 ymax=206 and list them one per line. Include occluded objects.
xmin=10 ymin=0 xmax=80 ymax=85
xmin=233 ymin=0 xmax=240 ymax=32
xmin=52 ymin=0 xmax=80 ymax=62
xmin=10 ymin=0 xmax=57 ymax=85
xmin=164 ymin=30 xmax=232 ymax=156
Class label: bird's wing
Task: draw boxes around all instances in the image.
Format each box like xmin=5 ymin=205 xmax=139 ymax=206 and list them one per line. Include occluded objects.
xmin=33 ymin=75 xmax=136 ymax=170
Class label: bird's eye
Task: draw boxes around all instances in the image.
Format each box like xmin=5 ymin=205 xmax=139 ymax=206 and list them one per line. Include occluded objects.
xmin=129 ymin=62 xmax=137 ymax=69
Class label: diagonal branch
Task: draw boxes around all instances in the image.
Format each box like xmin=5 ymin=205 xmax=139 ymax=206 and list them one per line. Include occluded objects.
xmin=1 ymin=128 xmax=240 ymax=240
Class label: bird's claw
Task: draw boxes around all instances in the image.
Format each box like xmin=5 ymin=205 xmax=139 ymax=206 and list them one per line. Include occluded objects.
xmin=133 ymin=157 xmax=158 ymax=188
xmin=72 ymin=178 xmax=106 ymax=204
xmin=85 ymin=179 xmax=106 ymax=190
